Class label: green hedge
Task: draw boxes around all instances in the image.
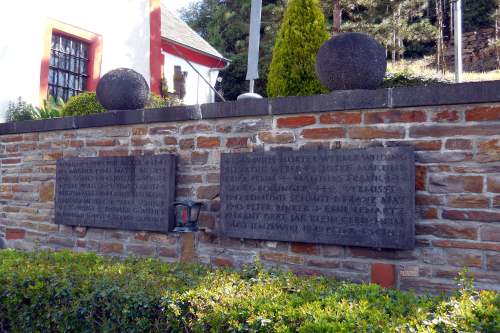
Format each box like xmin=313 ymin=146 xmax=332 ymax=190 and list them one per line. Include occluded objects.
xmin=0 ymin=250 xmax=498 ymax=333
xmin=61 ymin=92 xmax=106 ymax=117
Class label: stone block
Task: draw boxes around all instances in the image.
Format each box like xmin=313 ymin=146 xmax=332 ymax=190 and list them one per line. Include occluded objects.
xmin=371 ymin=263 xmax=396 ymax=288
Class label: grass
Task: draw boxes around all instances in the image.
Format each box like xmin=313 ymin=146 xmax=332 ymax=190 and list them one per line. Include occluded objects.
xmin=388 ymin=56 xmax=500 ymax=82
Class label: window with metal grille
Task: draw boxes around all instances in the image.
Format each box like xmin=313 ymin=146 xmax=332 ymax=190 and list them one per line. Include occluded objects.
xmin=48 ymin=34 xmax=89 ymax=101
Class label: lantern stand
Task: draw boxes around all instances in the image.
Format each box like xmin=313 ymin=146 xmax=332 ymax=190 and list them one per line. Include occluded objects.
xmin=172 ymin=200 xmax=203 ymax=233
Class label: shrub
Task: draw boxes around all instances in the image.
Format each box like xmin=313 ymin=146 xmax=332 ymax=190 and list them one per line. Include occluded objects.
xmin=0 ymin=249 xmax=498 ymax=333
xmin=61 ymin=92 xmax=106 ymax=117
xmin=383 ymin=70 xmax=450 ymax=88
xmin=5 ymin=97 xmax=35 ymax=122
xmin=267 ymin=0 xmax=329 ymax=97
xmin=146 ymin=93 xmax=182 ymax=109
xmin=32 ymin=95 xmax=64 ymax=119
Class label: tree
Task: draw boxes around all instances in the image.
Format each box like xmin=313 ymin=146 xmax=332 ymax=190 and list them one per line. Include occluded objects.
xmin=320 ymin=0 xmax=373 ymax=35
xmin=267 ymin=0 xmax=329 ymax=97
xmin=463 ymin=0 xmax=496 ymax=32
xmin=181 ymin=0 xmax=498 ymax=96
xmin=339 ymin=0 xmax=436 ymax=64
xmin=180 ymin=0 xmax=286 ymax=100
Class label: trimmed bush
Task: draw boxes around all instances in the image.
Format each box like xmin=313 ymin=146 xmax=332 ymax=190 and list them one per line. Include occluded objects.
xmin=0 ymin=249 xmax=498 ymax=333
xmin=61 ymin=92 xmax=106 ymax=117
xmin=267 ymin=0 xmax=329 ymax=97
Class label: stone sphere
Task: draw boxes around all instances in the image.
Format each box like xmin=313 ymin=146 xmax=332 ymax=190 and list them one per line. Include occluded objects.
xmin=316 ymin=33 xmax=387 ymax=90
xmin=96 ymin=68 xmax=150 ymax=110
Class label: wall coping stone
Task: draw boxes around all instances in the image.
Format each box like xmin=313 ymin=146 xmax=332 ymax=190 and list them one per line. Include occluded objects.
xmin=2 ymin=80 xmax=500 ymax=135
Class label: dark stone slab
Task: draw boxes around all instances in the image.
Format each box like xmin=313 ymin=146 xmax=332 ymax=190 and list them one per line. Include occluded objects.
xmin=0 ymin=122 xmax=17 ymax=134
xmin=144 ymin=105 xmax=200 ymax=123
xmin=316 ymin=33 xmax=387 ymax=90
xmin=55 ymin=155 xmax=176 ymax=232
xmin=220 ymin=147 xmax=415 ymax=249
xmin=391 ymin=80 xmax=500 ymax=108
xmin=270 ymin=89 xmax=388 ymax=115
xmin=75 ymin=110 xmax=144 ymax=129
xmin=332 ymin=89 xmax=389 ymax=110
xmin=6 ymin=117 xmax=77 ymax=134
xmin=201 ymin=99 xmax=269 ymax=119
xmin=271 ymin=95 xmax=338 ymax=115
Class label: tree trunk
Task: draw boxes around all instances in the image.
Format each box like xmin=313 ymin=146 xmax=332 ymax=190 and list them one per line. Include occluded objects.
xmin=332 ymin=0 xmax=342 ymax=34
xmin=436 ymin=0 xmax=445 ymax=73
xmin=496 ymin=4 xmax=500 ymax=69
xmin=397 ymin=4 xmax=402 ymax=62
xmin=449 ymin=0 xmax=453 ymax=41
xmin=392 ymin=29 xmax=397 ymax=66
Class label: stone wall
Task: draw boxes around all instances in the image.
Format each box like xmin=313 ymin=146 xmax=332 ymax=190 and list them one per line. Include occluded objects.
xmin=446 ymin=28 xmax=499 ymax=71
xmin=1 ymin=81 xmax=499 ymax=293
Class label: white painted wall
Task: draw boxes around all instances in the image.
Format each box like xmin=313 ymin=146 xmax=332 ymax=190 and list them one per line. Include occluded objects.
xmin=0 ymin=0 xmax=150 ymax=122
xmin=162 ymin=51 xmax=220 ymax=105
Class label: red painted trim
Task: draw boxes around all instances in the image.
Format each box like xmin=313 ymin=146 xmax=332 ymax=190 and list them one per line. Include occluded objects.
xmin=40 ymin=19 xmax=102 ymax=105
xmin=161 ymin=39 xmax=227 ymax=69
xmin=149 ymin=0 xmax=162 ymax=95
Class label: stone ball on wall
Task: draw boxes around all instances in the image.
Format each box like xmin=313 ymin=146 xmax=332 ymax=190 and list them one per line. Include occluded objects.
xmin=316 ymin=32 xmax=387 ymax=91
xmin=96 ymin=68 xmax=150 ymax=110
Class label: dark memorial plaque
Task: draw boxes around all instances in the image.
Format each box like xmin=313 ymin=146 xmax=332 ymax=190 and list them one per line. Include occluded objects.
xmin=55 ymin=155 xmax=176 ymax=232
xmin=221 ymin=147 xmax=415 ymax=249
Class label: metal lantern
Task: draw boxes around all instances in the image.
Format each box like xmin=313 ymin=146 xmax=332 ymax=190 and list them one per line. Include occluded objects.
xmin=172 ymin=200 xmax=202 ymax=233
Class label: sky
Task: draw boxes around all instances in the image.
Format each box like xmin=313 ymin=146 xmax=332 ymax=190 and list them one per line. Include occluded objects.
xmin=163 ymin=0 xmax=199 ymax=14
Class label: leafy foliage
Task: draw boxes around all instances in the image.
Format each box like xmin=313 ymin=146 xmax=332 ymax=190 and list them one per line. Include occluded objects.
xmin=267 ymin=0 xmax=329 ymax=97
xmin=181 ymin=0 xmax=444 ymax=95
xmin=5 ymin=96 xmax=64 ymax=122
xmin=61 ymin=92 xmax=106 ymax=117
xmin=340 ymin=0 xmax=437 ymax=62
xmin=5 ymin=97 xmax=35 ymax=122
xmin=383 ymin=69 xmax=450 ymax=87
xmin=0 ymin=250 xmax=498 ymax=333
xmin=181 ymin=0 xmax=500 ymax=98
xmin=462 ymin=0 xmax=497 ymax=32
xmin=181 ymin=0 xmax=286 ymax=100
xmin=146 ymin=93 xmax=182 ymax=109
xmin=32 ymin=95 xmax=65 ymax=119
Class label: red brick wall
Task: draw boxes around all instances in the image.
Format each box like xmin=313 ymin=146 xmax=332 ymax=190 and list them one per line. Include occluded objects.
xmin=1 ymin=103 xmax=499 ymax=293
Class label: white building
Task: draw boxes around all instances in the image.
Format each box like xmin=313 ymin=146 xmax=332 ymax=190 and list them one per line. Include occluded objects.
xmin=161 ymin=6 xmax=228 ymax=105
xmin=0 ymin=0 xmax=228 ymax=122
